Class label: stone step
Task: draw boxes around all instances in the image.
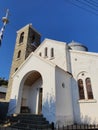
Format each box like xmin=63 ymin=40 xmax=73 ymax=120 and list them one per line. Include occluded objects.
xmin=10 ymin=116 xmax=46 ymax=121
xmin=18 ymin=113 xmax=43 ymax=117
xmin=9 ymin=114 xmax=52 ymax=130
xmin=20 ymin=119 xmax=49 ymax=124
xmin=9 ymin=114 xmax=46 ymax=123
xmin=18 ymin=116 xmax=46 ymax=120
xmin=12 ymin=122 xmax=51 ymax=128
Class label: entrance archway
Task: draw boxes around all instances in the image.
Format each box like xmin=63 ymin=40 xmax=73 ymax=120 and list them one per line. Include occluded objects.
xmin=20 ymin=71 xmax=43 ymax=114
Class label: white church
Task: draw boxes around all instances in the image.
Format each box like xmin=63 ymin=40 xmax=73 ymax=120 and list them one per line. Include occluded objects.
xmin=7 ymin=24 xmax=98 ymax=127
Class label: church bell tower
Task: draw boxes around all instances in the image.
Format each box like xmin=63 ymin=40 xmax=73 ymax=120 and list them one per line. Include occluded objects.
xmin=6 ymin=24 xmax=41 ymax=100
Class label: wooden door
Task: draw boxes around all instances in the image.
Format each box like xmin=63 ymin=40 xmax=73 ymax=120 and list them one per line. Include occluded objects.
xmin=38 ymin=88 xmax=43 ymax=114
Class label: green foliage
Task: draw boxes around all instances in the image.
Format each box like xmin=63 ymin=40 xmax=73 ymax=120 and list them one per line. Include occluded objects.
xmin=0 ymin=77 xmax=8 ymax=86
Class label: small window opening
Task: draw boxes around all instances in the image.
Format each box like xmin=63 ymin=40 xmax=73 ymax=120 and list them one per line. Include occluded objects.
xmin=19 ymin=32 xmax=24 ymax=43
xmin=62 ymin=83 xmax=65 ymax=88
xmin=17 ymin=50 xmax=21 ymax=58
xmin=39 ymin=52 xmax=42 ymax=56
xmin=32 ymin=34 xmax=35 ymax=41
xmin=15 ymin=68 xmax=18 ymax=72
xmin=51 ymin=48 xmax=54 ymax=57
xmin=45 ymin=47 xmax=48 ymax=57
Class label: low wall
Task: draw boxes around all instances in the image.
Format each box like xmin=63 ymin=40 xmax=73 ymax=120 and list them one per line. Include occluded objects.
xmin=0 ymin=101 xmax=9 ymax=121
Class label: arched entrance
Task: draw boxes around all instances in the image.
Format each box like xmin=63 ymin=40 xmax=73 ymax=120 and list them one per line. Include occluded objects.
xmin=20 ymin=71 xmax=43 ymax=114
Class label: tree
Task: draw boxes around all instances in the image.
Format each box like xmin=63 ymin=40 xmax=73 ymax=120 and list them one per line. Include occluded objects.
xmin=0 ymin=77 xmax=8 ymax=86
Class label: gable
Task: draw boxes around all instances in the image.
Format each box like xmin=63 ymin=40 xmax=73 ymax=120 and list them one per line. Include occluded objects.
xmin=12 ymin=50 xmax=71 ymax=84
xmin=34 ymin=38 xmax=69 ymax=71
xmin=35 ymin=38 xmax=67 ymax=57
xmin=12 ymin=52 xmax=56 ymax=78
xmin=35 ymin=38 xmax=66 ymax=51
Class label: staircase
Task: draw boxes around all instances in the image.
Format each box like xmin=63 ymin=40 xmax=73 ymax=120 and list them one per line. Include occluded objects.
xmin=8 ymin=113 xmax=52 ymax=130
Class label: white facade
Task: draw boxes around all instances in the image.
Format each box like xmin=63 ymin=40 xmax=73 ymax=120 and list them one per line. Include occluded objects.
xmin=70 ymin=50 xmax=98 ymax=124
xmin=8 ymin=38 xmax=98 ymax=126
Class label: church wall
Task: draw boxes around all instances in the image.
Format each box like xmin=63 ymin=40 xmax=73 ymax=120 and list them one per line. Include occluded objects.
xmin=70 ymin=50 xmax=98 ymax=124
xmin=55 ymin=67 xmax=74 ymax=127
xmin=42 ymin=66 xmax=56 ymax=123
xmin=8 ymin=54 xmax=56 ymax=123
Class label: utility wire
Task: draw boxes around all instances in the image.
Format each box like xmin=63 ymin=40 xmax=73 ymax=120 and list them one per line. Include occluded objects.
xmin=65 ymin=0 xmax=98 ymax=15
xmin=84 ymin=0 xmax=98 ymax=8
xmin=91 ymin=0 xmax=98 ymax=5
xmin=76 ymin=0 xmax=98 ymax=11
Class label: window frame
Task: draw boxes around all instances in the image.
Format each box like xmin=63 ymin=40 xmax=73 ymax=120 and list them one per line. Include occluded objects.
xmin=77 ymin=72 xmax=94 ymax=101
xmin=78 ymin=79 xmax=85 ymax=100
xmin=85 ymin=77 xmax=94 ymax=99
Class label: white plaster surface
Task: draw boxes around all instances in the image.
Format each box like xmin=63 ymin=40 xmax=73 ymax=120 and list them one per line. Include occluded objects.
xmin=8 ymin=38 xmax=98 ymax=126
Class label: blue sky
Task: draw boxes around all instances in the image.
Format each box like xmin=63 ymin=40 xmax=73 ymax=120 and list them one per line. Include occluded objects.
xmin=0 ymin=0 xmax=98 ymax=80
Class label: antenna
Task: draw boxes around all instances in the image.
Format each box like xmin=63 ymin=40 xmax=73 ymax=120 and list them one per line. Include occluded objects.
xmin=0 ymin=9 xmax=9 ymax=46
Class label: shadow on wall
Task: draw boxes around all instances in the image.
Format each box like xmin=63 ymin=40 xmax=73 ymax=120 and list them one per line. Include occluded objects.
xmin=0 ymin=102 xmax=9 ymax=121
xmin=71 ymin=77 xmax=81 ymax=124
xmin=68 ymin=50 xmax=81 ymax=124
xmin=81 ymin=115 xmax=97 ymax=125
xmin=42 ymin=93 xmax=55 ymax=124
xmin=7 ymin=98 xmax=16 ymax=116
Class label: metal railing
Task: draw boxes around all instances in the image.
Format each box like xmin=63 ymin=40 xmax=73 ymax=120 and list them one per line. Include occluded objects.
xmin=0 ymin=124 xmax=98 ymax=130
xmin=56 ymin=124 xmax=98 ymax=130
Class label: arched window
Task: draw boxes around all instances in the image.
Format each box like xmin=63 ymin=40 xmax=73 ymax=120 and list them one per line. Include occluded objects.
xmin=17 ymin=50 xmax=21 ymax=58
xmin=19 ymin=32 xmax=24 ymax=43
xmin=45 ymin=47 xmax=48 ymax=57
xmin=78 ymin=79 xmax=85 ymax=99
xmin=85 ymin=78 xmax=93 ymax=99
xmin=51 ymin=48 xmax=54 ymax=57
